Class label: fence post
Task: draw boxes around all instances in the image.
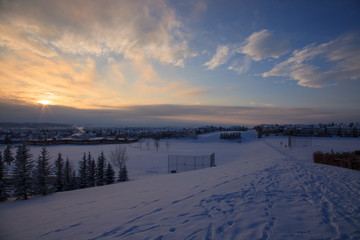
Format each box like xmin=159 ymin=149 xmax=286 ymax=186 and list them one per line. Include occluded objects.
xmin=210 ymin=153 xmax=215 ymax=167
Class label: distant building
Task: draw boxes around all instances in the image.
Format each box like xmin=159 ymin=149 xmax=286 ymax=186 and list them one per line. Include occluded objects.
xmin=71 ymin=132 xmax=90 ymax=140
xmin=295 ymin=125 xmax=313 ymax=136
xmin=341 ymin=126 xmax=353 ymax=137
xmin=261 ymin=124 xmax=281 ymax=135
xmin=326 ymin=126 xmax=338 ymax=136
xmin=313 ymin=125 xmax=325 ymax=136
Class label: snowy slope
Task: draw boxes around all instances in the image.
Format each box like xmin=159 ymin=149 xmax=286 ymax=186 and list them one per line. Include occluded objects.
xmin=0 ymin=133 xmax=360 ymax=239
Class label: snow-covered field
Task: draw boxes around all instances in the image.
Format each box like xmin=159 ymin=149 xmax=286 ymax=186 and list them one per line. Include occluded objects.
xmin=1 ymin=131 xmax=360 ymax=239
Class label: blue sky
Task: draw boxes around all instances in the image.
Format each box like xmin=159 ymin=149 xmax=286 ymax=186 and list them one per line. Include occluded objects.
xmin=0 ymin=0 xmax=359 ymax=126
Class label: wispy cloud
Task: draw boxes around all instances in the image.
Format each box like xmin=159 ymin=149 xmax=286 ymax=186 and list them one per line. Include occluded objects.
xmin=174 ymin=88 xmax=209 ymax=98
xmin=204 ymin=29 xmax=290 ymax=73
xmin=263 ymin=32 xmax=360 ymax=88
xmin=0 ymin=0 xmax=194 ymax=66
xmin=204 ymin=45 xmax=231 ymax=70
xmin=0 ymin=0 xmax=203 ymax=108
xmin=241 ymin=29 xmax=291 ymax=61
xmin=227 ymin=56 xmax=252 ymax=74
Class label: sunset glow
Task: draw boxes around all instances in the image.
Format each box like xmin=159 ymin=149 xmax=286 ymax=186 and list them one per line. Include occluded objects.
xmin=0 ymin=0 xmax=359 ymax=126
xmin=38 ymin=100 xmax=51 ymax=105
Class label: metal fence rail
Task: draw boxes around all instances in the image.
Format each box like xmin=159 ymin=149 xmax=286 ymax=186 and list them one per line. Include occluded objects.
xmin=168 ymin=153 xmax=215 ymax=173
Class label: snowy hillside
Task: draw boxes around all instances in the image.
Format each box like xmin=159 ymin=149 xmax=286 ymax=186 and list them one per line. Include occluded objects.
xmin=0 ymin=132 xmax=360 ymax=239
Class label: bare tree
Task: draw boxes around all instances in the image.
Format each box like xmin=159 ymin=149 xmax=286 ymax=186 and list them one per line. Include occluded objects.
xmin=154 ymin=139 xmax=160 ymax=152
xmin=110 ymin=145 xmax=128 ymax=171
xmin=165 ymin=141 xmax=170 ymax=151
xmin=146 ymin=140 xmax=150 ymax=151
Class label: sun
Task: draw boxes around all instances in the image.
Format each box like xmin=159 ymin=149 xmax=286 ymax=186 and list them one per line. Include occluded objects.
xmin=38 ymin=100 xmax=52 ymax=105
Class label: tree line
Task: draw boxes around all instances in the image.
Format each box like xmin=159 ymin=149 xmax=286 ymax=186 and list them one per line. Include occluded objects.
xmin=0 ymin=144 xmax=129 ymax=201
xmin=220 ymin=132 xmax=242 ymax=140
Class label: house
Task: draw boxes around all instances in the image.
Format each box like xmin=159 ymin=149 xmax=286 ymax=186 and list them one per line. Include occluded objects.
xmin=261 ymin=124 xmax=281 ymax=135
xmin=295 ymin=125 xmax=313 ymax=136
xmin=326 ymin=126 xmax=339 ymax=136
xmin=313 ymin=125 xmax=325 ymax=136
xmin=341 ymin=126 xmax=353 ymax=137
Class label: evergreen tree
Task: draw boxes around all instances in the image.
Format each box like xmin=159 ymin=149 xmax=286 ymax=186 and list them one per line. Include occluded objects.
xmin=105 ymin=163 xmax=115 ymax=184
xmin=70 ymin=169 xmax=78 ymax=190
xmin=13 ymin=143 xmax=34 ymax=200
xmin=87 ymin=152 xmax=96 ymax=187
xmin=0 ymin=152 xmax=9 ymax=201
xmin=118 ymin=165 xmax=129 ymax=182
xmin=63 ymin=158 xmax=72 ymax=191
xmin=96 ymin=151 xmax=106 ymax=186
xmin=3 ymin=144 xmax=14 ymax=165
xmin=34 ymin=146 xmax=51 ymax=196
xmin=78 ymin=153 xmax=88 ymax=189
xmin=54 ymin=153 xmax=64 ymax=192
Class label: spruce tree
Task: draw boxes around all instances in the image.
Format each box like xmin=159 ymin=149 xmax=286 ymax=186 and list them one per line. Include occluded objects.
xmin=3 ymin=144 xmax=14 ymax=165
xmin=54 ymin=153 xmax=64 ymax=192
xmin=89 ymin=159 xmax=96 ymax=187
xmin=13 ymin=143 xmax=34 ymax=200
xmin=70 ymin=169 xmax=77 ymax=190
xmin=35 ymin=146 xmax=51 ymax=196
xmin=87 ymin=152 xmax=96 ymax=187
xmin=78 ymin=153 xmax=88 ymax=189
xmin=0 ymin=152 xmax=9 ymax=201
xmin=96 ymin=151 xmax=106 ymax=186
xmin=105 ymin=163 xmax=115 ymax=184
xmin=64 ymin=158 xmax=72 ymax=191
xmin=118 ymin=165 xmax=129 ymax=182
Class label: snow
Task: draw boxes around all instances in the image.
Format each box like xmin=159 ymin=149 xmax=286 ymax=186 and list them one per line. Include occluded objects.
xmin=0 ymin=131 xmax=360 ymax=239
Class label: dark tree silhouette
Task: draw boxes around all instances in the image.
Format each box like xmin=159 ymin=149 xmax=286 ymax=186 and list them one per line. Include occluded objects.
xmin=105 ymin=163 xmax=115 ymax=185
xmin=118 ymin=165 xmax=129 ymax=182
xmin=96 ymin=151 xmax=106 ymax=186
xmin=64 ymin=158 xmax=73 ymax=191
xmin=54 ymin=153 xmax=64 ymax=192
xmin=87 ymin=152 xmax=96 ymax=187
xmin=34 ymin=146 xmax=52 ymax=196
xmin=13 ymin=143 xmax=34 ymax=200
xmin=3 ymin=144 xmax=14 ymax=165
xmin=78 ymin=153 xmax=88 ymax=189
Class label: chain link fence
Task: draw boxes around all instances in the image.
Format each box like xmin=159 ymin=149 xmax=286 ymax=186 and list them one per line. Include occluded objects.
xmin=168 ymin=153 xmax=215 ymax=173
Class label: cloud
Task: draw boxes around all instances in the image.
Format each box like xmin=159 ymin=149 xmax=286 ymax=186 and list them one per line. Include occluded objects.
xmin=204 ymin=29 xmax=290 ymax=72
xmin=227 ymin=56 xmax=251 ymax=74
xmin=204 ymin=45 xmax=231 ymax=70
xmin=263 ymin=33 xmax=360 ymax=88
xmin=0 ymin=0 xmax=206 ymax=109
xmin=0 ymin=49 xmax=208 ymax=108
xmin=0 ymin=23 xmax=58 ymax=58
xmin=0 ymin=50 xmax=126 ymax=108
xmin=173 ymin=88 xmax=209 ymax=98
xmin=248 ymin=102 xmax=277 ymax=107
xmin=1 ymin=102 xmax=359 ymax=127
xmin=241 ymin=29 xmax=291 ymax=61
xmin=0 ymin=0 xmax=194 ymax=66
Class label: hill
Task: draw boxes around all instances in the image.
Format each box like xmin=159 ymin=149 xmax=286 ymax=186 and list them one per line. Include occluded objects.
xmin=0 ymin=133 xmax=359 ymax=239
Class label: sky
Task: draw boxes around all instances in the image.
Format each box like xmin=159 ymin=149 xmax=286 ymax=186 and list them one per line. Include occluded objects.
xmin=0 ymin=0 xmax=360 ymax=127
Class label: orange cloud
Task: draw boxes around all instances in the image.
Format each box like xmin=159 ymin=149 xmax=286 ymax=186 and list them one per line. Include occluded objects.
xmin=0 ymin=0 xmax=202 ymax=109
